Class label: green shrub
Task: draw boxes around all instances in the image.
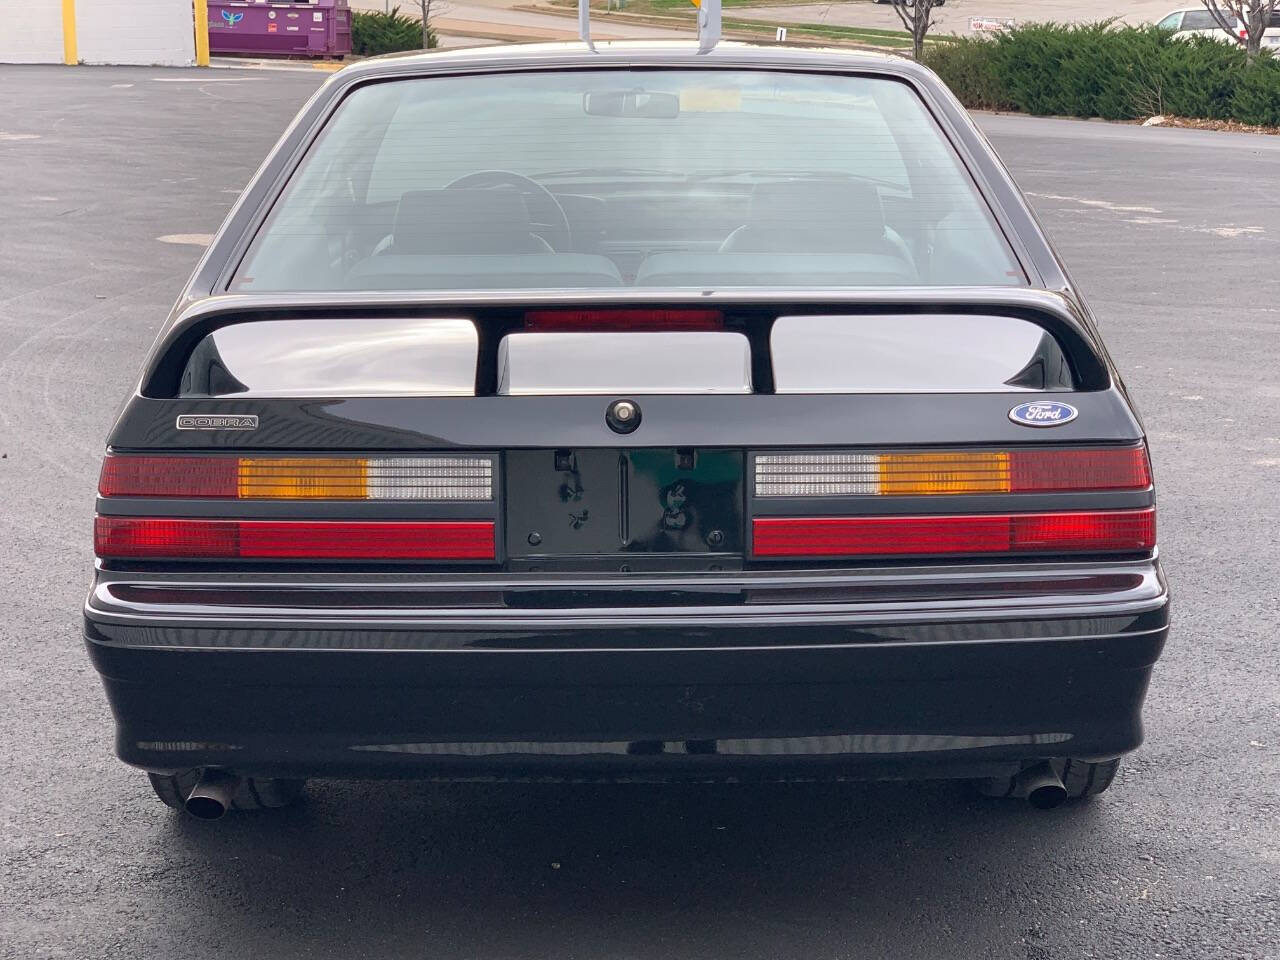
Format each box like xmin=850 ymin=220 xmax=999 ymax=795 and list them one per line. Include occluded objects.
xmin=985 ymin=21 xmax=1169 ymax=120
xmin=922 ymin=37 xmax=1013 ymax=111
xmin=1231 ymin=54 xmax=1280 ymax=125
xmin=922 ymin=20 xmax=1279 ymax=127
xmin=351 ymin=6 xmax=435 ymax=56
xmin=1153 ymin=34 xmax=1246 ymax=118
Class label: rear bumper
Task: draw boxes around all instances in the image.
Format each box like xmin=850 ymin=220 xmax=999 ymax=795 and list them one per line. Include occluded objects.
xmin=84 ymin=559 xmax=1169 ymax=781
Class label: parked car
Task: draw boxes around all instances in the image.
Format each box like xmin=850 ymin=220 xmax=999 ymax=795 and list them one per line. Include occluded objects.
xmin=1157 ymin=6 xmax=1233 ymax=39
xmin=1157 ymin=6 xmax=1280 ymax=49
xmin=84 ymin=39 xmax=1168 ymax=820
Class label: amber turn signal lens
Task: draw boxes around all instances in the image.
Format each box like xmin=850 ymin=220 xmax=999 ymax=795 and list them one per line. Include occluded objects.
xmin=878 ymin=452 xmax=1011 ymax=495
xmin=237 ymin=458 xmax=367 ymax=499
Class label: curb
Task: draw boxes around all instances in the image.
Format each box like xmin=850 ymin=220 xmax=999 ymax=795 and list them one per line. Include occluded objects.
xmin=208 ymin=56 xmax=345 ymax=72
xmin=512 ymin=3 xmax=904 ymax=49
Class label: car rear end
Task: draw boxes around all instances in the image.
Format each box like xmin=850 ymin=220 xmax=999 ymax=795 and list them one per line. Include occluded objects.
xmin=86 ymin=295 xmax=1167 ymax=786
xmin=83 ymin=48 xmax=1168 ymax=801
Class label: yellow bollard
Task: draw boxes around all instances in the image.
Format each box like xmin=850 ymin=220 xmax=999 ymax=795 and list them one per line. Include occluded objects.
xmin=61 ymin=0 xmax=77 ymax=65
xmin=194 ymin=0 xmax=210 ymax=66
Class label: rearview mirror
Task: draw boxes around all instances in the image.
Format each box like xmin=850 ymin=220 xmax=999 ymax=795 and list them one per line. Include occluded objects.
xmin=583 ymin=89 xmax=680 ymax=119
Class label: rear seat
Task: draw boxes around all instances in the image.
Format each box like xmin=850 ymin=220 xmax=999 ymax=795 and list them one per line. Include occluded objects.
xmin=351 ymin=187 xmax=624 ymax=288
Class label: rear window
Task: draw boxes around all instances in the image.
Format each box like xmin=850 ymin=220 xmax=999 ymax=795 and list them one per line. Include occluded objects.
xmin=1180 ymin=10 xmax=1220 ymax=29
xmin=233 ymin=69 xmax=1025 ymax=292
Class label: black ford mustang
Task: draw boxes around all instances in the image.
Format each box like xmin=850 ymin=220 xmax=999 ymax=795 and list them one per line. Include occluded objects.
xmin=84 ymin=41 xmax=1169 ymax=819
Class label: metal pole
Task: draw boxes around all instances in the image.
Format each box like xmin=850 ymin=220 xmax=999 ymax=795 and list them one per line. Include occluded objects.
xmin=578 ymin=0 xmax=596 ymax=51
xmin=697 ymin=0 xmax=721 ymax=52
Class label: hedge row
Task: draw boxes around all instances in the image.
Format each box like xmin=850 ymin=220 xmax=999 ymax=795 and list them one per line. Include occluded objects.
xmin=351 ymin=6 xmax=436 ymax=57
xmin=922 ymin=22 xmax=1280 ymax=127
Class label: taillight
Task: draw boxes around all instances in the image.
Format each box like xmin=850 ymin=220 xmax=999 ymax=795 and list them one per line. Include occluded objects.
xmin=754 ymin=446 xmax=1150 ymax=498
xmin=752 ymin=444 xmax=1155 ymax=559
xmin=99 ymin=454 xmax=494 ymax=501
xmin=523 ymin=309 xmax=723 ymax=332
xmin=94 ymin=518 xmax=496 ymax=560
xmin=96 ymin=453 xmax=498 ymax=562
xmin=752 ymin=508 xmax=1156 ymax=559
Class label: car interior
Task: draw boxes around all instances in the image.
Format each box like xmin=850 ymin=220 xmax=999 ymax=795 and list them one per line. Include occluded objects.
xmin=271 ymin=172 xmax=1020 ymax=291
xmin=231 ymin=73 xmax=1028 ymax=292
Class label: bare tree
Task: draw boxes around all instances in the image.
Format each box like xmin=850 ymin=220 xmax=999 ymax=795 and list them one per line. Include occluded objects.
xmin=1201 ymin=0 xmax=1280 ymax=59
xmin=415 ymin=0 xmax=442 ymax=49
xmin=889 ymin=0 xmax=946 ymax=60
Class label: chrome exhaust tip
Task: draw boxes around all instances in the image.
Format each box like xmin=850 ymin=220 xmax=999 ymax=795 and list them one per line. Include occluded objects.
xmin=1016 ymin=762 xmax=1068 ymax=810
xmin=184 ymin=769 xmax=241 ymax=820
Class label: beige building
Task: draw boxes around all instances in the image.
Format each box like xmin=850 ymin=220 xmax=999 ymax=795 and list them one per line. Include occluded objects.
xmin=0 ymin=0 xmax=197 ymax=65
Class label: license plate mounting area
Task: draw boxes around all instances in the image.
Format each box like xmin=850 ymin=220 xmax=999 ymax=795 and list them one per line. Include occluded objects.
xmin=505 ymin=449 xmax=744 ymax=571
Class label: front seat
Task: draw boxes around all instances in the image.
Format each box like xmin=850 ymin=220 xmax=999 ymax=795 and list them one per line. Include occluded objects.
xmin=719 ymin=179 xmax=914 ymax=269
xmin=391 ymin=189 xmax=553 ymax=255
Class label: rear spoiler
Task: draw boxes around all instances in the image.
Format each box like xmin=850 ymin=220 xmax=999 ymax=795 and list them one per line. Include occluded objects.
xmin=139 ymin=288 xmax=1115 ymax=399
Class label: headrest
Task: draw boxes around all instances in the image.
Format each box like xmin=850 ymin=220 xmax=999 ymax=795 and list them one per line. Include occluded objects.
xmin=747 ymin=179 xmax=886 ymax=242
xmin=393 ymin=189 xmax=538 ymax=255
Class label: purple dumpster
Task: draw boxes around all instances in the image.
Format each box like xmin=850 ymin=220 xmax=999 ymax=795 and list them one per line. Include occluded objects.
xmin=208 ymin=0 xmax=352 ymax=59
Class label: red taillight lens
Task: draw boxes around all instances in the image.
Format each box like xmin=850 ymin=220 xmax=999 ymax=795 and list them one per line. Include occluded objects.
xmin=99 ymin=456 xmax=238 ymax=498
xmin=523 ymin=309 xmax=724 ymax=332
xmin=754 ymin=514 xmax=1011 ymax=557
xmin=94 ymin=518 xmax=496 ymax=560
xmin=1008 ymin=448 xmax=1150 ymax=492
xmin=94 ymin=517 xmax=240 ymax=558
xmin=1011 ymin=509 xmax=1156 ymax=553
xmin=752 ymin=508 xmax=1155 ymax=558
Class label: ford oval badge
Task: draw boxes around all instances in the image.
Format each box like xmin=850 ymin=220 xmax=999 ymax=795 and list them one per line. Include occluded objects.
xmin=1009 ymin=401 xmax=1078 ymax=428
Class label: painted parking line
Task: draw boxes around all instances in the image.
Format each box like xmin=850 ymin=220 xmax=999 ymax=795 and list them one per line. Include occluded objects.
xmin=151 ymin=77 xmax=253 ymax=82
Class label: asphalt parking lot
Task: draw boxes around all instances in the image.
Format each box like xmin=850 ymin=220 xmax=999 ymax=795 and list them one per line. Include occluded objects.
xmin=1 ymin=64 xmax=1278 ymax=960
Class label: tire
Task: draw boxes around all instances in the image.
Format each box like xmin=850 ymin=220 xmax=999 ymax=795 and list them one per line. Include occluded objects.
xmin=978 ymin=758 xmax=1122 ymax=801
xmin=147 ymin=770 xmax=306 ymax=813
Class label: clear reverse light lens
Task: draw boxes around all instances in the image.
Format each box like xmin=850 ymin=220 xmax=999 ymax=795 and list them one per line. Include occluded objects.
xmin=366 ymin=457 xmax=494 ymax=501
xmin=755 ymin=453 xmax=879 ymax=497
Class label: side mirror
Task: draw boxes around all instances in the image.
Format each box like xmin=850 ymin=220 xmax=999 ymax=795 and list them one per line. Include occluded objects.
xmin=583 ymin=89 xmax=680 ymax=119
